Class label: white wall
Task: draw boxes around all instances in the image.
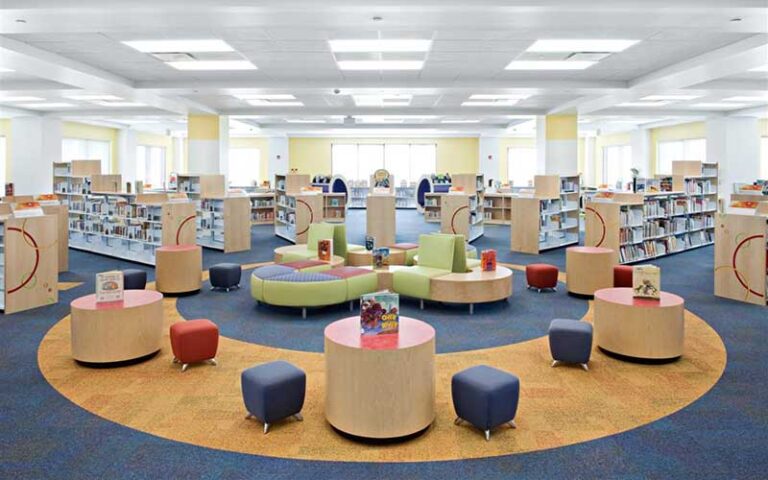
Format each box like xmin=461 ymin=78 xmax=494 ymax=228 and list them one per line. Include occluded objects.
xmin=630 ymin=128 xmax=650 ymax=178
xmin=10 ymin=116 xmax=60 ymax=193
xmin=707 ymin=116 xmax=760 ymax=198
xmin=117 ymin=128 xmax=137 ymax=185
xmin=478 ymin=136 xmax=500 ymax=183
xmin=268 ymin=135 xmax=289 ymax=182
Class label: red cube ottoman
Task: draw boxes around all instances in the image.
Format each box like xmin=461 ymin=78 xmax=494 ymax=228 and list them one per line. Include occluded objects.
xmin=526 ymin=264 xmax=559 ymax=292
xmin=170 ymin=319 xmax=219 ymax=372
xmin=613 ymin=265 xmax=634 ymax=288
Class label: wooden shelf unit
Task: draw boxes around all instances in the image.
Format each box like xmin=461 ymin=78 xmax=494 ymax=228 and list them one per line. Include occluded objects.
xmin=423 ymin=193 xmax=443 ymax=223
xmin=249 ymin=192 xmax=275 ymax=225
xmin=483 ymin=193 xmax=513 ymax=225
xmin=323 ymin=193 xmax=347 ymax=223
xmin=348 ymin=180 xmax=368 ymax=209
xmin=176 ymin=174 xmax=226 ymax=199
xmin=274 ymin=174 xmax=325 ymax=243
xmin=441 ymin=193 xmax=484 ymax=242
xmin=53 ymin=160 xmax=112 ymax=206
xmin=714 ymin=209 xmax=768 ymax=306
xmin=366 ymin=194 xmax=396 ymax=246
xmin=197 ymin=196 xmax=251 ymax=253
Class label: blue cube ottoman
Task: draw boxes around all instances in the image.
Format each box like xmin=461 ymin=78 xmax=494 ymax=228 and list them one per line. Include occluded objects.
xmin=548 ymin=318 xmax=593 ymax=371
xmin=210 ymin=263 xmax=242 ymax=291
xmin=241 ymin=360 xmax=306 ymax=434
xmin=451 ymin=365 xmax=520 ymax=441
xmin=123 ymin=269 xmax=147 ymax=290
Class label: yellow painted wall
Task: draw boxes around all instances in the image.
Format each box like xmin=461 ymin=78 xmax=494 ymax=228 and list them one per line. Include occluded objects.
xmin=187 ymin=115 xmax=220 ymax=141
xmin=545 ymin=114 xmax=577 ymax=140
xmin=498 ymin=137 xmax=535 ymax=181
xmin=62 ymin=121 xmax=119 ymax=173
xmin=0 ymin=119 xmax=11 ymax=181
xmin=230 ymin=137 xmax=270 ymax=183
xmin=760 ymin=118 xmax=768 ymax=137
xmin=648 ymin=121 xmax=706 ymax=175
xmin=288 ymin=137 xmax=479 ymax=176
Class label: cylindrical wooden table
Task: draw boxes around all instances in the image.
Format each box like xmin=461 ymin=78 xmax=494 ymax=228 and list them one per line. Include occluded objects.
xmin=70 ymin=290 xmax=164 ymax=364
xmin=347 ymin=248 xmax=407 ymax=267
xmin=325 ymin=316 xmax=435 ymax=439
xmin=156 ymin=245 xmax=202 ymax=294
xmin=566 ymin=246 xmax=616 ymax=296
xmin=594 ymin=287 xmax=685 ymax=361
xmin=273 ymin=245 xmax=345 ymax=267
xmin=430 ymin=266 xmax=513 ymax=314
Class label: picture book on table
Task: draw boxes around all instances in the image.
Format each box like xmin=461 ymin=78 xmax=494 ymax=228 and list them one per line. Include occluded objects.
xmin=318 ymin=238 xmax=333 ymax=262
xmin=481 ymin=249 xmax=497 ymax=272
xmin=360 ymin=291 xmax=400 ymax=336
xmin=633 ymin=265 xmax=660 ymax=299
xmin=372 ymin=247 xmax=390 ymax=268
xmin=96 ymin=270 xmax=124 ymax=303
xmin=365 ymin=235 xmax=375 ymax=251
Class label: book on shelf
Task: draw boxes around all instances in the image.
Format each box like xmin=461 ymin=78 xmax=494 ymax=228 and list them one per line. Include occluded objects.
xmin=481 ymin=249 xmax=497 ymax=272
xmin=633 ymin=265 xmax=660 ymax=299
xmin=360 ymin=291 xmax=399 ymax=336
xmin=96 ymin=270 xmax=124 ymax=303
xmin=318 ymin=239 xmax=333 ymax=262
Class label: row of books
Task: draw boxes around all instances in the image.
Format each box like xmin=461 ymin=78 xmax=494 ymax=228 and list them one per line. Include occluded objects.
xmin=69 ymin=217 xmax=161 ymax=243
xmin=251 ymin=211 xmax=274 ymax=222
xmin=276 ymin=195 xmax=296 ymax=209
xmin=177 ymin=180 xmax=201 ymax=194
xmin=684 ymin=179 xmax=717 ymax=195
xmin=276 ymin=210 xmax=296 ymax=224
xmin=72 ymin=197 xmax=162 ymax=222
xmin=561 ymin=179 xmax=579 ymax=193
xmin=540 ymin=199 xmax=562 ymax=215
xmin=325 ymin=197 xmax=344 ymax=207
xmin=55 ymin=179 xmax=90 ymax=195
xmin=619 ymin=230 xmax=714 ymax=262
xmin=620 ymin=207 xmax=644 ymax=227
xmin=251 ymin=199 xmax=274 ymax=208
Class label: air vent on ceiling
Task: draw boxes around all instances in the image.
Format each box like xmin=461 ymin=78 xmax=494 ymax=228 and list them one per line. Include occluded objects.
xmin=150 ymin=52 xmax=197 ymax=62
xmin=343 ymin=116 xmax=356 ymax=126
xmin=566 ymin=52 xmax=611 ymax=62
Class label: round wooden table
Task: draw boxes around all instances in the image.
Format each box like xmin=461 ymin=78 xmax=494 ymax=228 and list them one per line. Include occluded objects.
xmin=156 ymin=244 xmax=202 ymax=294
xmin=430 ymin=266 xmax=513 ymax=314
xmin=347 ymin=248 xmax=407 ymax=267
xmin=70 ymin=290 xmax=164 ymax=365
xmin=324 ymin=316 xmax=436 ymax=439
xmin=566 ymin=246 xmax=616 ymax=296
xmin=273 ymin=245 xmax=345 ymax=268
xmin=594 ymin=287 xmax=685 ymax=361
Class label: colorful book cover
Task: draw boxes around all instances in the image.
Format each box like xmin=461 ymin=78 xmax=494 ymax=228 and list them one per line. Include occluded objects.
xmin=13 ymin=201 xmax=45 ymax=217
xmin=633 ymin=265 xmax=660 ymax=299
xmin=96 ymin=270 xmax=124 ymax=303
xmin=365 ymin=235 xmax=375 ymax=251
xmin=360 ymin=291 xmax=400 ymax=335
xmin=318 ymin=238 xmax=333 ymax=262
xmin=372 ymin=247 xmax=390 ymax=268
xmin=481 ymin=249 xmax=497 ymax=272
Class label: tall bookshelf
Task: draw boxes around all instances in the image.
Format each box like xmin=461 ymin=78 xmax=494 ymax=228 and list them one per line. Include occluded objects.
xmin=714 ymin=208 xmax=768 ymax=306
xmin=441 ymin=193 xmax=484 ymax=242
xmin=250 ymin=192 xmax=275 ymax=225
xmin=323 ymin=193 xmax=347 ymax=223
xmin=53 ymin=160 xmax=103 ymax=206
xmin=424 ymin=193 xmax=443 ymax=223
xmin=349 ymin=180 xmax=368 ymax=209
xmin=483 ymin=193 xmax=513 ymax=225
xmin=197 ymin=196 xmax=251 ymax=253
xmin=395 ymin=182 xmax=417 ymax=209
xmin=274 ymin=173 xmax=326 ymax=243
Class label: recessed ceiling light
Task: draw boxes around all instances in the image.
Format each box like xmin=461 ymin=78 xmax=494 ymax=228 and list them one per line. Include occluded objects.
xmin=353 ymin=94 xmax=412 ymax=107
xmin=619 ymin=101 xmax=671 ymax=107
xmin=749 ymin=65 xmax=768 ymax=72
xmin=441 ymin=119 xmax=480 ymax=124
xmin=336 ymin=60 xmax=424 ymax=71
xmin=691 ymin=102 xmax=747 ymax=109
xmin=0 ymin=96 xmax=45 ymax=102
xmin=527 ymin=39 xmax=639 ymax=53
xmin=65 ymin=94 xmax=124 ymax=101
xmin=469 ymin=94 xmax=530 ymax=100
xmin=329 ymin=39 xmax=431 ymax=52
xmin=245 ymin=99 xmax=303 ymax=107
xmin=123 ymin=39 xmax=234 ymax=53
xmin=235 ymin=94 xmax=296 ymax=101
xmin=95 ymin=101 xmax=145 ymax=107
xmin=722 ymin=96 xmax=768 ymax=102
xmin=285 ymin=119 xmax=327 ymax=124
xmin=462 ymin=100 xmax=520 ymax=107
xmin=505 ymin=60 xmax=595 ymax=70
xmin=0 ymin=67 xmax=15 ymax=73
xmin=167 ymin=60 xmax=257 ymax=71
xmin=19 ymin=103 xmax=75 ymax=109
xmin=641 ymin=95 xmax=702 ymax=101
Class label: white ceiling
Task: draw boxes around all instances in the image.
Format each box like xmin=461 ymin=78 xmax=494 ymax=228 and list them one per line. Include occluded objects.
xmin=0 ymin=0 xmax=766 ymax=135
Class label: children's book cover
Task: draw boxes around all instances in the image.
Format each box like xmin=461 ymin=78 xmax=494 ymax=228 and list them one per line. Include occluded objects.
xmin=360 ymin=292 xmax=399 ymax=335
xmin=372 ymin=247 xmax=390 ymax=268
xmin=365 ymin=235 xmax=375 ymax=251
xmin=318 ymin=239 xmax=333 ymax=261
xmin=633 ymin=265 xmax=660 ymax=299
xmin=481 ymin=249 xmax=497 ymax=271
xmin=96 ymin=270 xmax=124 ymax=303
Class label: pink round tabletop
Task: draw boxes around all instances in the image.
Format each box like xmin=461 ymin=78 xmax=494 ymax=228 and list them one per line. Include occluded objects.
xmin=594 ymin=287 xmax=684 ymax=308
xmin=568 ymin=246 xmax=614 ymax=254
xmin=158 ymin=244 xmax=199 ymax=252
xmin=325 ymin=316 xmax=435 ymax=350
xmin=71 ymin=290 xmax=163 ymax=311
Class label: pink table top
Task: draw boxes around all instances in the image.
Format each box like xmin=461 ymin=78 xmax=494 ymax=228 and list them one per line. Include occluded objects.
xmin=325 ymin=316 xmax=435 ymax=351
xmin=568 ymin=246 xmax=614 ymax=255
xmin=594 ymin=287 xmax=684 ymax=308
xmin=158 ymin=244 xmax=199 ymax=252
xmin=71 ymin=290 xmax=163 ymax=311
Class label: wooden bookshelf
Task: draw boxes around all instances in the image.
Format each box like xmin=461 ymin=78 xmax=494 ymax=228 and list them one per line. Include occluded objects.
xmin=323 ymin=193 xmax=347 ymax=223
xmin=483 ymin=193 xmax=513 ymax=225
xmin=714 ymin=210 xmax=767 ymax=306
xmin=176 ymin=174 xmax=226 ymax=199
xmin=441 ymin=193 xmax=483 ymax=242
xmin=197 ymin=196 xmax=251 ymax=253
xmin=250 ymin=192 xmax=275 ymax=225
xmin=423 ymin=192 xmax=443 ymax=223
xmin=52 ymin=160 xmax=102 ymax=207
xmin=0 ymin=213 xmax=58 ymax=314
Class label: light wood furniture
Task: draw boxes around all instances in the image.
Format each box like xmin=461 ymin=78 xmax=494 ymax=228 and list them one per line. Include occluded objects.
xmin=423 ymin=192 xmax=443 ymax=222
xmin=0 ymin=214 xmax=59 ymax=314
xmin=295 ymin=194 xmax=324 ymax=244
xmin=347 ymin=248 xmax=407 ymax=267
xmin=249 ymin=192 xmax=275 ymax=225
xmin=91 ymin=174 xmax=122 ymax=193
xmin=155 ymin=245 xmax=202 ymax=294
xmin=160 ymin=201 xmax=197 ymax=246
xmin=714 ymin=211 xmax=767 ymax=306
xmin=70 ymin=290 xmax=164 ymax=364
xmin=325 ymin=316 xmax=435 ymax=439
xmin=176 ymin=174 xmax=226 ymax=199
xmin=273 ymin=245 xmax=345 ymax=268
xmin=430 ymin=266 xmax=513 ymax=314
xmin=366 ymin=194 xmax=396 ymax=247
xmin=566 ymin=246 xmax=616 ymax=296
xmin=52 ymin=159 xmax=101 ymax=206
xmin=274 ymin=174 xmax=321 ymax=243
xmin=41 ymin=203 xmax=69 ymax=272
xmin=594 ymin=287 xmax=685 ymax=361
xmin=441 ymin=193 xmax=483 ymax=242
xmin=484 ymin=193 xmax=514 ymax=224
xmin=197 ymin=196 xmax=251 ymax=252
xmin=323 ymin=193 xmax=347 ymax=223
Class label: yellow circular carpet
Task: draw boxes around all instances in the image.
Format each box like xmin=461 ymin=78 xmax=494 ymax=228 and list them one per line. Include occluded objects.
xmin=38 ymin=265 xmax=726 ymax=462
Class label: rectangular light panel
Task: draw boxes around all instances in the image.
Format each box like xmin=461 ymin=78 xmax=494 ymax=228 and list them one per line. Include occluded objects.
xmin=123 ymin=39 xmax=234 ymax=53
xmin=527 ymin=39 xmax=639 ymax=53
xmin=337 ymin=60 xmax=424 ymax=71
xmin=641 ymin=95 xmax=702 ymax=101
xmin=329 ymin=39 xmax=431 ymax=52
xmin=167 ymin=60 xmax=257 ymax=71
xmin=505 ymin=61 xmax=595 ymax=70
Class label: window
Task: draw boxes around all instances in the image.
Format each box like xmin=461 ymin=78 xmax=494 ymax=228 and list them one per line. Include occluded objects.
xmin=228 ymin=148 xmax=261 ymax=187
xmin=602 ymin=145 xmax=632 ymax=189
xmin=136 ymin=145 xmax=167 ymax=188
xmin=507 ymin=147 xmax=536 ymax=187
xmin=62 ymin=138 xmax=112 ymax=173
xmin=657 ymin=138 xmax=706 ymax=175
xmin=331 ymin=143 xmax=436 ymax=183
xmin=0 ymin=136 xmax=5 ymax=187
xmin=761 ymin=137 xmax=768 ymax=179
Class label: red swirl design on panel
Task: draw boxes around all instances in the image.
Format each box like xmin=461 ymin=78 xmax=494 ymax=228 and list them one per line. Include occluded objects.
xmin=175 ymin=215 xmax=197 ymax=245
xmin=732 ymin=234 xmax=765 ymax=298
xmin=450 ymin=205 xmax=469 ymax=234
xmin=7 ymin=226 xmax=40 ymax=295
xmin=296 ymin=199 xmax=314 ymax=236
xmin=585 ymin=206 xmax=606 ymax=247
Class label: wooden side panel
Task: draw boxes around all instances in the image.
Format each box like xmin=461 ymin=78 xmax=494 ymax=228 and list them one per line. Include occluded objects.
xmin=714 ymin=212 xmax=766 ymax=306
xmin=91 ymin=174 xmax=122 ymax=193
xmin=162 ymin=202 xmax=198 ymax=246
xmin=223 ymin=197 xmax=252 ymax=253
xmin=135 ymin=193 xmax=169 ymax=204
xmin=295 ymin=194 xmax=324 ymax=244
xmin=285 ymin=174 xmax=311 ymax=194
xmin=534 ymin=175 xmax=560 ymax=199
xmin=366 ymin=194 xmax=396 ymax=246
xmin=584 ymin=202 xmax=621 ymax=262
xmin=441 ymin=194 xmax=469 ymax=238
xmin=510 ymin=197 xmax=541 ymax=254
xmin=41 ymin=204 xmax=68 ymax=272
xmin=671 ymin=160 xmax=702 ymax=177
xmin=70 ymin=160 xmax=102 ymax=177
xmin=199 ymin=175 xmax=226 ymax=197
xmin=5 ymin=215 xmax=58 ymax=314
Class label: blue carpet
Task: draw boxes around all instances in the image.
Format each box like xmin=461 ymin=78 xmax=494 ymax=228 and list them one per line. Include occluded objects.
xmin=1 ymin=210 xmax=766 ymax=479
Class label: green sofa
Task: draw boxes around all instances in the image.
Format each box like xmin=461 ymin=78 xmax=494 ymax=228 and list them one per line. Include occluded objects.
xmin=278 ymin=223 xmax=364 ymax=263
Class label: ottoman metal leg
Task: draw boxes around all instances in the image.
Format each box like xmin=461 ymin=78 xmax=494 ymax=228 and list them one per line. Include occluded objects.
xmin=581 ymin=363 xmax=589 ymax=372
xmin=420 ymin=299 xmax=424 ymax=310
xmin=301 ymin=308 xmax=307 ymax=319
xmin=349 ymin=300 xmax=354 ymax=312
xmin=245 ymin=413 xmax=253 ymax=420
xmin=181 ymin=363 xmax=189 ymax=372
xmin=208 ymin=358 xmax=218 ymax=366
xmin=508 ymin=420 xmax=517 ymax=429
xmin=264 ymin=422 xmax=270 ymax=434
xmin=453 ymin=417 xmax=463 ymax=426
xmin=484 ymin=430 xmax=491 ymax=441
xmin=294 ymin=413 xmax=303 ymax=421
xmin=551 ymin=360 xmax=560 ymax=368
xmin=172 ymin=357 xmax=179 ymax=364
xmin=469 ymin=303 xmax=474 ymax=315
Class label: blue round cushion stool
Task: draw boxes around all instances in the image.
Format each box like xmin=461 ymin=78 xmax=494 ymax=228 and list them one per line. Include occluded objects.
xmin=451 ymin=364 xmax=520 ymax=441
xmin=548 ymin=318 xmax=593 ymax=371
xmin=241 ymin=360 xmax=306 ymax=434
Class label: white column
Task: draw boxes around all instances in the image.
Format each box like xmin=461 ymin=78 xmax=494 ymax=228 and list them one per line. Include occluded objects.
xmin=117 ymin=128 xmax=137 ymax=186
xmin=268 ymin=135 xmax=289 ymax=184
xmin=172 ymin=136 xmax=184 ymax=173
xmin=536 ymin=115 xmax=578 ymax=176
xmin=218 ymin=115 xmax=229 ymax=185
xmin=630 ymin=128 xmax=650 ymax=178
xmin=583 ymin=135 xmax=596 ymax=186
xmin=707 ymin=116 xmax=760 ymax=199
xmin=478 ymin=135 xmax=500 ymax=184
xmin=535 ymin=116 xmax=548 ymax=175
xmin=10 ymin=116 xmax=61 ymax=193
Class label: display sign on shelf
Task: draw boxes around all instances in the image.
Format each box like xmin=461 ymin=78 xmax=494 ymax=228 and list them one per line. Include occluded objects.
xmin=372 ymin=168 xmax=391 ymax=194
xmin=96 ymin=271 xmax=124 ymax=303
xmin=372 ymin=247 xmax=390 ymax=269
xmin=360 ymin=291 xmax=400 ymax=336
xmin=633 ymin=265 xmax=660 ymax=299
